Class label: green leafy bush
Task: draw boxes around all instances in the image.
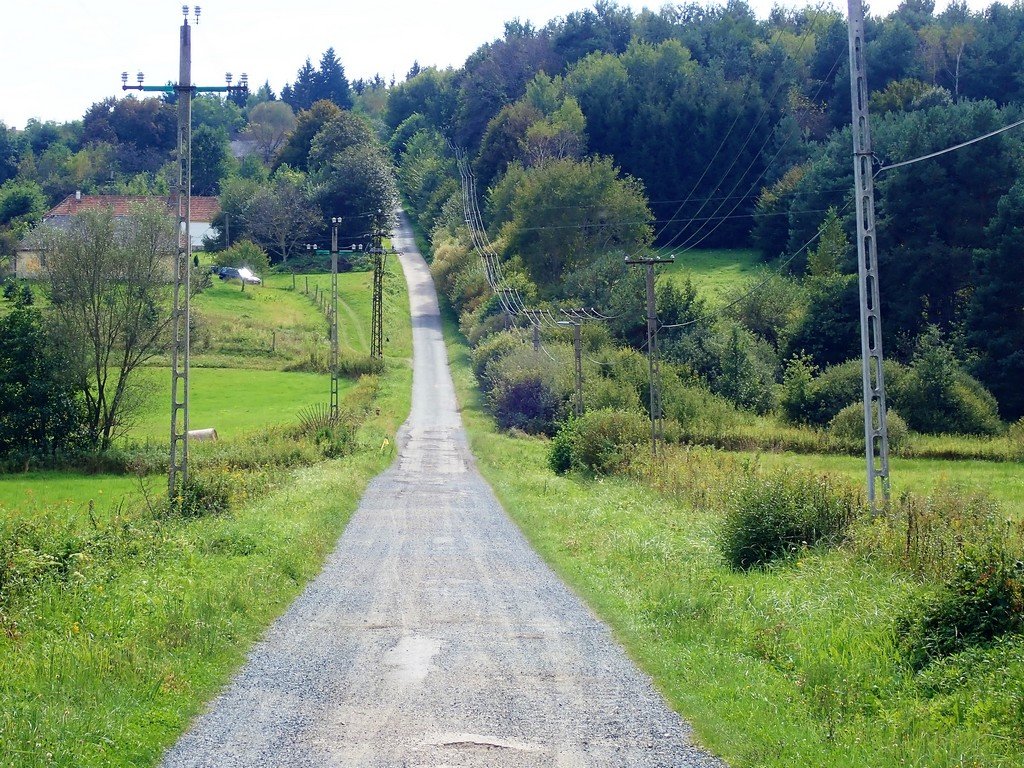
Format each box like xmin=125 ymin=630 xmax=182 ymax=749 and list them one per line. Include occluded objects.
xmin=471 ymin=330 xmax=523 ymax=388
xmin=549 ymin=423 xmax=574 ymax=474
xmin=897 ymin=326 xmax=1002 ymax=435
xmin=548 ymin=408 xmax=648 ymax=475
xmin=170 ymin=472 xmax=233 ymax=518
xmin=486 ymin=347 xmax=569 ymax=435
xmin=781 ymin=357 xmax=910 ymax=427
xmin=214 ymin=239 xmax=271 ymax=274
xmin=491 ymin=374 xmax=565 ymax=435
xmin=898 ymin=550 xmax=1024 ymax=669
xmin=720 ymin=469 xmax=863 ymax=570
xmin=828 ymin=402 xmax=909 ymax=454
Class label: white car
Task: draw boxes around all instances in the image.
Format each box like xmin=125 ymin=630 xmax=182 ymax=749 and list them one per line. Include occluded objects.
xmin=237 ymin=267 xmax=262 ymax=285
xmin=219 ymin=266 xmax=262 ymax=285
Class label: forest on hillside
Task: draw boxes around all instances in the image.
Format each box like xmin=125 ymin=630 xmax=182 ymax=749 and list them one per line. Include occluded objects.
xmin=387 ymin=0 xmax=1024 ymax=429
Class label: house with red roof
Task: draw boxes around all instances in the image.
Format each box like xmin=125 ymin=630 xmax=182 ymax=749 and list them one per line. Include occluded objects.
xmin=15 ymin=192 xmax=220 ymax=278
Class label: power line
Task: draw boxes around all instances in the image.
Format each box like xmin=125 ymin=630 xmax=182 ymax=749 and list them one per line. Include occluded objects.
xmin=875 ymin=116 xmax=1024 ymax=174
xmin=641 ymin=8 xmax=824 ymax=250
xmin=670 ymin=49 xmax=847 ymax=256
xmin=660 ymin=199 xmax=853 ymax=330
xmin=644 ymin=4 xmax=835 ymax=259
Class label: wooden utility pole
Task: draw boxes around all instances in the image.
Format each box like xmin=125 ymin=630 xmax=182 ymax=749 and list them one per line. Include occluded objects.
xmin=625 ymin=256 xmax=674 ymax=456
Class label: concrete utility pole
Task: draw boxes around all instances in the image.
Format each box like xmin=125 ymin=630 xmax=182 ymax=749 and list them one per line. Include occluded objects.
xmin=123 ymin=6 xmax=247 ymax=499
xmin=532 ymin=314 xmax=542 ymax=352
xmin=370 ymin=214 xmax=386 ymax=360
xmin=848 ymin=0 xmax=891 ymax=509
xmin=625 ymin=255 xmax=674 ymax=456
xmin=330 ymin=217 xmax=341 ymax=420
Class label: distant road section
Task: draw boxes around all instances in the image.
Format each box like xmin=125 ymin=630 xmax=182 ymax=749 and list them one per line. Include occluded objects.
xmin=160 ymin=212 xmax=725 ymax=767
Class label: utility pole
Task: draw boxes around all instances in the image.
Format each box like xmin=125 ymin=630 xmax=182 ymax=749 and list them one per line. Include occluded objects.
xmin=625 ymin=255 xmax=674 ymax=456
xmin=558 ymin=320 xmax=584 ymax=418
xmin=306 ymin=235 xmax=340 ymax=419
xmin=532 ymin=313 xmax=541 ymax=352
xmin=370 ymin=213 xmax=386 ymax=360
xmin=123 ymin=6 xmax=247 ymax=499
xmin=848 ymin=0 xmax=891 ymax=510
xmin=330 ymin=217 xmax=341 ymax=420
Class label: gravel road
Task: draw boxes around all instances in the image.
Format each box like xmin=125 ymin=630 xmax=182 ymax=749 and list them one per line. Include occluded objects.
xmin=160 ymin=213 xmax=725 ymax=768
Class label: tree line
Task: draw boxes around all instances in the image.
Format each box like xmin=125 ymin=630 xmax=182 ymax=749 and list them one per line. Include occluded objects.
xmin=388 ymin=0 xmax=1024 ymax=430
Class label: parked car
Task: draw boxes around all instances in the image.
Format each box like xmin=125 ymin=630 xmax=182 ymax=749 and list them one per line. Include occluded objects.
xmin=218 ymin=266 xmax=261 ymax=285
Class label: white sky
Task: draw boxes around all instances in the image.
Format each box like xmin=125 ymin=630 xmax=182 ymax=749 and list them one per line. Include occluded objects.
xmin=0 ymin=0 xmax=995 ymax=129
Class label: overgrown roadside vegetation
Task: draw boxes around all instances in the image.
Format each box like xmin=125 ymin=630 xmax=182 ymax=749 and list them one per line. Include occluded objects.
xmin=0 ymin=255 xmax=411 ymax=768
xmin=442 ymin=307 xmax=1024 ymax=768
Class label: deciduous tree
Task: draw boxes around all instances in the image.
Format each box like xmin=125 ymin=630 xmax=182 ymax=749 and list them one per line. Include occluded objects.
xmin=246 ymin=101 xmax=296 ymax=164
xmin=40 ymin=204 xmax=177 ymax=450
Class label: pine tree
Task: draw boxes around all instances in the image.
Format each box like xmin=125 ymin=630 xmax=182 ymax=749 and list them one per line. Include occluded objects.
xmin=315 ymin=48 xmax=353 ymax=109
xmin=284 ymin=58 xmax=318 ymax=111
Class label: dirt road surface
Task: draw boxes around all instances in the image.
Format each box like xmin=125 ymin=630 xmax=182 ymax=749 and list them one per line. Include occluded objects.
xmin=160 ymin=213 xmax=724 ymax=767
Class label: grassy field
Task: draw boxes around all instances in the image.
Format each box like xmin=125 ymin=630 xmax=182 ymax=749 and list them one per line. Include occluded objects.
xmin=126 ymin=367 xmax=339 ymax=441
xmin=0 ymin=255 xmax=413 ymax=768
xmin=751 ymin=451 xmax=1024 ymax=521
xmin=661 ymin=247 xmax=764 ymax=300
xmin=0 ymin=472 xmax=145 ymax=525
xmin=441 ymin=304 xmax=1024 ymax=768
xmin=191 ymin=270 xmax=374 ymax=369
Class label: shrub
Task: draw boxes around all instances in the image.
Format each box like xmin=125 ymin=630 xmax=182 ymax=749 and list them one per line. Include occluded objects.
xmin=553 ymin=408 xmax=649 ymax=475
xmin=720 ymin=468 xmax=863 ymax=570
xmin=471 ymin=331 xmax=523 ymax=388
xmin=781 ymin=357 xmax=909 ymax=427
xmin=336 ymin=354 xmax=384 ymax=378
xmin=169 ymin=472 xmax=232 ymax=518
xmin=491 ymin=375 xmax=565 ymax=435
xmin=486 ymin=347 xmax=569 ymax=435
xmin=898 ymin=550 xmax=1024 ymax=668
xmin=215 ymin=239 xmax=271 ymax=275
xmin=549 ymin=424 xmax=574 ymax=474
xmin=828 ymin=402 xmax=909 ymax=454
xmin=897 ymin=326 xmax=1002 ymax=435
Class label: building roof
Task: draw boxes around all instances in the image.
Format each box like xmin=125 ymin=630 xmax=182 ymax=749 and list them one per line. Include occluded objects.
xmin=46 ymin=194 xmax=221 ymax=223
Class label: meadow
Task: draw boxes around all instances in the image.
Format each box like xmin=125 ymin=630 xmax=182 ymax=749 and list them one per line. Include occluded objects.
xmin=662 ymin=247 xmax=763 ymax=300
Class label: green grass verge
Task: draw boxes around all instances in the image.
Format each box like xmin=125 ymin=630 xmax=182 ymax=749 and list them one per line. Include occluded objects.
xmin=440 ymin=302 xmax=1024 ymax=768
xmin=0 ymin=453 xmax=397 ymax=768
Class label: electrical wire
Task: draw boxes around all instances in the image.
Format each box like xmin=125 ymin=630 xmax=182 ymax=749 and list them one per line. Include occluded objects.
xmin=642 ymin=4 xmax=834 ymax=260
xmin=874 ymin=116 xmax=1024 ymax=174
xmin=670 ymin=49 xmax=846 ymax=256
xmin=660 ymin=198 xmax=853 ymax=330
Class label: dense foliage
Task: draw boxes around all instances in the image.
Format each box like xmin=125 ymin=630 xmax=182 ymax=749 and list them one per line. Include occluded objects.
xmin=389 ymin=0 xmax=1023 ymax=439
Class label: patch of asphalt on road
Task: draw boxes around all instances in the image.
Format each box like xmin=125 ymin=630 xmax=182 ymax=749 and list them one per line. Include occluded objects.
xmin=160 ymin=212 xmax=726 ymax=768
